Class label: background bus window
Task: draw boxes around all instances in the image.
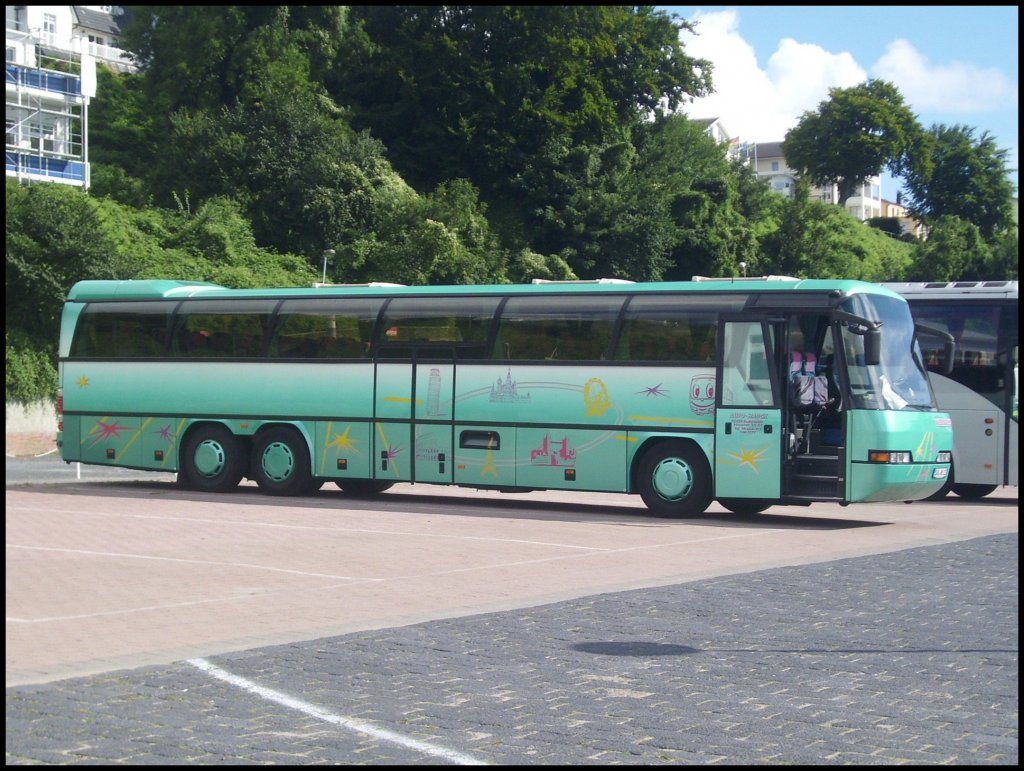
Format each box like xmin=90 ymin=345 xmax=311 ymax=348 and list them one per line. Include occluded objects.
xmin=69 ymin=302 xmax=173 ymax=358
xmin=613 ymin=296 xmax=716 ymax=362
xmin=492 ymin=295 xmax=624 ymax=360
xmin=913 ymin=302 xmax=1007 ymax=408
xmin=273 ymin=298 xmax=383 ymax=359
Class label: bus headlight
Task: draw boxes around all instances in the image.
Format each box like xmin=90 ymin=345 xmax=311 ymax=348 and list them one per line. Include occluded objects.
xmin=936 ymin=451 xmax=951 ymax=463
xmin=869 ymin=450 xmax=913 ymax=464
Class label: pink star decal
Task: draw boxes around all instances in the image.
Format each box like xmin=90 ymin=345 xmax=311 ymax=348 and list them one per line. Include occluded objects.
xmin=637 ymin=383 xmax=668 ymax=397
xmin=88 ymin=419 xmax=130 ymax=448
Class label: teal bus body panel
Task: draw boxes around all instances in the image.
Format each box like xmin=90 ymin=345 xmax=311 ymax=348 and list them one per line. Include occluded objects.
xmin=65 ymin=413 xmax=184 ymax=471
xmin=846 ymin=410 xmax=954 ymax=501
xmin=452 ymin=364 xmax=716 ymax=432
xmin=515 ymin=426 xmax=629 ymax=491
xmin=60 ymin=358 xmax=717 ymax=489
xmin=61 ymin=361 xmax=375 ymax=419
xmin=453 ymin=423 xmax=518 ymax=487
xmin=315 ymin=421 xmax=374 ymax=480
xmin=450 ymin=363 xmax=715 ymax=492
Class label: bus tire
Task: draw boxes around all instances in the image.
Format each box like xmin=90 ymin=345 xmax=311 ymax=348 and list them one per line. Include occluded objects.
xmin=336 ymin=479 xmax=395 ymax=497
xmin=717 ymin=498 xmax=772 ymax=515
xmin=951 ymin=482 xmax=998 ymax=500
xmin=181 ymin=424 xmax=246 ymax=493
xmin=251 ymin=426 xmax=314 ymax=496
xmin=637 ymin=441 xmax=712 ymax=518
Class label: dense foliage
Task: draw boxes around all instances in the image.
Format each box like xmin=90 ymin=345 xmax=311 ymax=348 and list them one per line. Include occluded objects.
xmin=4 ymin=5 xmax=1017 ymax=404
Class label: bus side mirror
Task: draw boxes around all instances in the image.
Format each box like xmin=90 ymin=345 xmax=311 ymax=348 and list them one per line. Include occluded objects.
xmin=864 ymin=328 xmax=881 ymax=366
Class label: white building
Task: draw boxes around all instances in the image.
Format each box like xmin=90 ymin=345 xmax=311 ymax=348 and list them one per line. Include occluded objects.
xmin=6 ymin=5 xmax=134 ymax=187
xmin=696 ymin=119 xmax=883 ymax=222
xmin=740 ymin=140 xmax=882 ymax=221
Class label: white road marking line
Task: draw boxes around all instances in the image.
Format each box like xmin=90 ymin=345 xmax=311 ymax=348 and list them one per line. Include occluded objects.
xmin=4 ymin=544 xmax=375 ymax=581
xmin=187 ymin=658 xmax=488 ymax=765
xmin=6 ymin=579 xmax=370 ymax=623
xmin=6 ymin=504 xmax=607 ymax=551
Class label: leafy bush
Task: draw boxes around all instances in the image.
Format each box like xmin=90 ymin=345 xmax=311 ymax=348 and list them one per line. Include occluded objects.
xmin=5 ymin=333 xmax=57 ymax=404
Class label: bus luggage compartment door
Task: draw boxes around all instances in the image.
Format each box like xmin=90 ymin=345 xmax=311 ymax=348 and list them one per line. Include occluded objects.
xmin=412 ymin=362 xmax=456 ymax=484
xmin=374 ymin=362 xmax=413 ymax=483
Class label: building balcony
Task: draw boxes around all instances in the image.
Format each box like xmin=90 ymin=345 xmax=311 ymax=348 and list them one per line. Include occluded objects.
xmin=6 ymin=63 xmax=83 ymax=98
xmin=5 ymin=151 xmax=86 ymax=185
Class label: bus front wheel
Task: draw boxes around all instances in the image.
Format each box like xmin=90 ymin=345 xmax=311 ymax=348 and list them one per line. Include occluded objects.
xmin=637 ymin=441 xmax=712 ymax=518
xmin=251 ymin=426 xmax=314 ymax=496
xmin=181 ymin=425 xmax=246 ymax=493
xmin=336 ymin=479 xmax=395 ymax=497
xmin=717 ymin=498 xmax=772 ymax=515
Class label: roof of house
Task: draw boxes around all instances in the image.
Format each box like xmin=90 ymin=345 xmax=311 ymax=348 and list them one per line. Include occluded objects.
xmin=750 ymin=141 xmax=784 ymax=159
xmin=71 ymin=6 xmax=123 ymax=36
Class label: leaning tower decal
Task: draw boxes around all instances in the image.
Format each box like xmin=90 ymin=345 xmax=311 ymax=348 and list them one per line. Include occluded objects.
xmin=426 ymin=367 xmax=442 ymax=416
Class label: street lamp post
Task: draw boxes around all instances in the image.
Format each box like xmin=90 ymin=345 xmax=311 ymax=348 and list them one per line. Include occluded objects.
xmin=321 ymin=248 xmax=335 ymax=284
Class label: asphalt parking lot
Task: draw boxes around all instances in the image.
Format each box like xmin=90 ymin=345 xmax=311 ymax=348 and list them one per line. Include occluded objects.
xmin=5 ymin=462 xmax=1019 ymax=764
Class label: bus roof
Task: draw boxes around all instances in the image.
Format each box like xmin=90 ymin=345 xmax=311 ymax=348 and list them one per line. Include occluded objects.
xmin=66 ymin=279 xmax=225 ymax=301
xmin=67 ymin=277 xmax=902 ymax=303
xmin=881 ymin=280 xmax=1018 ymax=300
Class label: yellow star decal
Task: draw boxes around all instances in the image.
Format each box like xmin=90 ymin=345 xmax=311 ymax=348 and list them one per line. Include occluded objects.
xmin=77 ymin=375 xmax=89 ymax=388
xmin=726 ymin=445 xmax=769 ymax=472
xmin=328 ymin=425 xmax=360 ymax=454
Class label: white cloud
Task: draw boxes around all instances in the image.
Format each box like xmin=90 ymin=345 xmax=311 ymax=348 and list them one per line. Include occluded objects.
xmin=677 ymin=9 xmax=1018 ymax=191
xmin=679 ymin=10 xmax=865 ymax=143
xmin=872 ymin=39 xmax=1019 ymax=115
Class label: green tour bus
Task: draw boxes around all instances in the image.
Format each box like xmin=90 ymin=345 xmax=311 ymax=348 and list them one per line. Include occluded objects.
xmin=57 ymin=276 xmax=953 ymax=517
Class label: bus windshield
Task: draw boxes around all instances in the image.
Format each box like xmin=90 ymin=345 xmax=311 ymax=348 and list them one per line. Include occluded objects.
xmin=840 ymin=294 xmax=935 ymax=411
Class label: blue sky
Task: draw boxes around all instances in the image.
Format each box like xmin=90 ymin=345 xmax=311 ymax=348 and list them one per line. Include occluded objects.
xmin=660 ymin=6 xmax=1019 ymax=199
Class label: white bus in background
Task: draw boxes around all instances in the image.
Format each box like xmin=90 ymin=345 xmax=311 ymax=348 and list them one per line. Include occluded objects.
xmin=882 ymin=281 xmax=1018 ymax=499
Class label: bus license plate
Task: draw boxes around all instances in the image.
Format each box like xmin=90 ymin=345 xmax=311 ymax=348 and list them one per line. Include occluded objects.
xmin=933 ymin=468 xmax=949 ymax=479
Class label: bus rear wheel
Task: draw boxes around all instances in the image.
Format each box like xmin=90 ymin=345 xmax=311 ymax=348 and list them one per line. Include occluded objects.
xmin=181 ymin=424 xmax=246 ymax=493
xmin=951 ymin=483 xmax=998 ymax=499
xmin=252 ymin=426 xmax=313 ymax=496
xmin=637 ymin=441 xmax=712 ymax=518
xmin=336 ymin=480 xmax=395 ymax=497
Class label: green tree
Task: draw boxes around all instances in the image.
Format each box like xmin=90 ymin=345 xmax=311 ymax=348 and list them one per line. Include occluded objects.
xmin=334 ymin=6 xmax=711 ymax=194
xmin=5 ymin=179 xmax=317 ymax=359
xmin=5 ymin=180 xmax=119 ymax=350
xmin=87 ymin=65 xmax=155 ymax=206
xmin=632 ymin=115 xmax=772 ymax=280
xmin=759 ymin=178 xmax=914 ymax=280
xmin=332 ymin=4 xmax=713 ymax=276
xmin=906 ymin=216 xmax=992 ymax=282
xmin=119 ymin=6 xmax=347 ymax=115
xmin=783 ymin=80 xmax=930 ymax=206
xmin=902 ymin=124 xmax=1016 ymax=241
xmin=985 ymin=230 xmax=1019 ymax=279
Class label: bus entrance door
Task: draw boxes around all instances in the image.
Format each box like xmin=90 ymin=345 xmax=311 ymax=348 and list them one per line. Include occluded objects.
xmin=714 ymin=320 xmax=782 ymax=500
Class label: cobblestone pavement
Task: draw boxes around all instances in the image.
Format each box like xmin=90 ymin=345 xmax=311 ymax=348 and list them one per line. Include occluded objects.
xmin=6 ymin=533 xmax=1018 ymax=765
